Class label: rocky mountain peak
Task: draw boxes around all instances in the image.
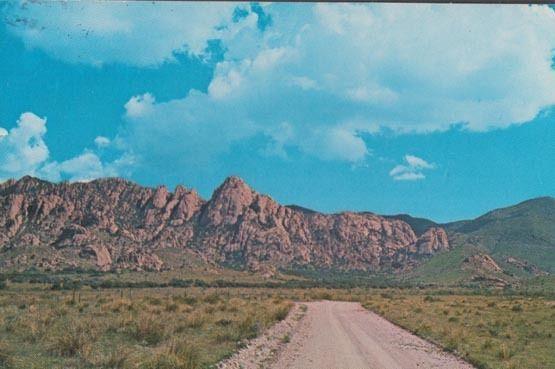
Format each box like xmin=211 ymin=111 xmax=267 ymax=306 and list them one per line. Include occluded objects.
xmin=201 ymin=176 xmax=257 ymax=226
xmin=215 ymin=176 xmax=253 ymax=195
xmin=0 ymin=175 xmax=450 ymax=274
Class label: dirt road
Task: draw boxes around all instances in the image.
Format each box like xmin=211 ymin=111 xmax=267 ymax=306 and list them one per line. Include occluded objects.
xmin=271 ymin=301 xmax=474 ymax=369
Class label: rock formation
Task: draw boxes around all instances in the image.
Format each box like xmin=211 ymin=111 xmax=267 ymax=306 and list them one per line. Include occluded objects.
xmin=505 ymin=256 xmax=548 ymax=276
xmin=462 ymin=253 xmax=502 ymax=273
xmin=0 ymin=175 xmax=450 ymax=273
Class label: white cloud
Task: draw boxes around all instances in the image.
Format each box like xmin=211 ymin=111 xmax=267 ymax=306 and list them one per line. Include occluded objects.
xmin=4 ymin=2 xmax=241 ymax=66
xmin=113 ymin=4 xmax=555 ymax=175
xmin=39 ymin=151 xmax=132 ymax=183
xmin=304 ymin=4 xmax=555 ymax=131
xmin=0 ymin=112 xmax=129 ymax=182
xmin=390 ymin=155 xmax=435 ymax=181
xmin=346 ymin=85 xmax=398 ymax=104
xmin=0 ymin=112 xmax=49 ymax=178
xmin=94 ymin=136 xmax=111 ymax=148
xmin=390 ymin=171 xmax=425 ymax=181
xmin=6 ymin=4 xmax=555 ymax=176
xmin=124 ymin=93 xmax=155 ymax=118
xmin=405 ymin=155 xmax=434 ymax=170
xmin=289 ymin=76 xmax=318 ymax=90
xmin=300 ymin=127 xmax=369 ymax=162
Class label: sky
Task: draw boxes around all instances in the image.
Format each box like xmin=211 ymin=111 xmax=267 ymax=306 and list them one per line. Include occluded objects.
xmin=1 ymin=2 xmax=554 ymax=223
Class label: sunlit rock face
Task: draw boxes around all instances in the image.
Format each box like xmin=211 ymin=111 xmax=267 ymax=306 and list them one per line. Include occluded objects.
xmin=0 ymin=176 xmax=448 ymax=273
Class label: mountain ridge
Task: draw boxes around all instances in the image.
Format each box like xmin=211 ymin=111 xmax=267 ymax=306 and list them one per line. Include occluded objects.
xmin=0 ymin=175 xmax=449 ymax=274
xmin=408 ymin=196 xmax=555 ymax=284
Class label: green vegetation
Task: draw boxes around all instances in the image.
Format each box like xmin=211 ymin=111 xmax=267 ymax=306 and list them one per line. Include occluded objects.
xmin=405 ymin=197 xmax=555 ymax=286
xmin=362 ymin=292 xmax=555 ymax=369
xmin=2 ymin=277 xmax=554 ymax=369
xmin=445 ymin=197 xmax=555 ymax=274
xmin=406 ymin=244 xmax=486 ymax=285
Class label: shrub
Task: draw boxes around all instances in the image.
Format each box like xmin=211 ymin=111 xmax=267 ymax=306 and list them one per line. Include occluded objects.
xmin=497 ymin=344 xmax=513 ymax=360
xmin=488 ymin=327 xmax=500 ymax=337
xmin=272 ymin=304 xmax=291 ymax=322
xmin=139 ymin=354 xmax=181 ymax=369
xmin=482 ymin=339 xmax=493 ymax=350
xmin=184 ymin=312 xmax=207 ymax=329
xmin=129 ymin=315 xmax=166 ymax=346
xmin=171 ymin=341 xmax=200 ymax=369
xmin=145 ymin=297 xmax=162 ymax=306
xmin=216 ymin=319 xmax=233 ymax=327
xmin=140 ymin=342 xmax=200 ymax=369
xmin=165 ymin=303 xmax=179 ymax=313
xmin=214 ymin=329 xmax=238 ymax=344
xmin=202 ymin=292 xmax=220 ymax=304
xmin=48 ymin=318 xmax=99 ymax=357
xmin=444 ymin=335 xmax=458 ymax=353
xmin=237 ymin=315 xmax=259 ymax=339
xmin=0 ymin=341 xmax=13 ymax=368
xmin=511 ymin=304 xmax=523 ymax=312
xmin=89 ymin=346 xmax=128 ymax=369
xmin=282 ymin=334 xmax=291 ymax=343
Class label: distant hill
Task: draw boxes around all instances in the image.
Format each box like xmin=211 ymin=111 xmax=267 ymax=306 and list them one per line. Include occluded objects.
xmin=410 ymin=197 xmax=555 ymax=285
xmin=445 ymin=197 xmax=555 ymax=273
xmin=384 ymin=214 xmax=439 ymax=237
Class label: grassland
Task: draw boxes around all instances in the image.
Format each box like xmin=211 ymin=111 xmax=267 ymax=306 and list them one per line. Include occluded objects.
xmin=0 ymin=275 xmax=553 ymax=369
xmin=0 ymin=286 xmax=292 ymax=369
xmin=361 ymin=292 xmax=555 ymax=369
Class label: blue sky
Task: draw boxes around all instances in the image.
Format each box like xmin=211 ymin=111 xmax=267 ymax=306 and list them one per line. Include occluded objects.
xmin=1 ymin=2 xmax=554 ymax=222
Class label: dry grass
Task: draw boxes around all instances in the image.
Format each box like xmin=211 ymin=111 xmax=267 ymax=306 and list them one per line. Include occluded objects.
xmin=0 ymin=287 xmax=293 ymax=369
xmin=0 ymin=283 xmax=553 ymax=369
xmin=361 ymin=293 xmax=555 ymax=369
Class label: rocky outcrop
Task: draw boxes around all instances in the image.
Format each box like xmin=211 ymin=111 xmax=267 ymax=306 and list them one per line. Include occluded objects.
xmin=413 ymin=227 xmax=450 ymax=255
xmin=462 ymin=253 xmax=502 ymax=273
xmin=80 ymin=244 xmax=112 ymax=271
xmin=0 ymin=175 xmax=450 ymax=273
xmin=505 ymin=257 xmax=548 ymax=276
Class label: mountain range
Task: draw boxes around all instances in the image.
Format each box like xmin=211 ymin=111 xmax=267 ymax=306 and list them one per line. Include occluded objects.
xmin=0 ymin=176 xmax=552 ymax=284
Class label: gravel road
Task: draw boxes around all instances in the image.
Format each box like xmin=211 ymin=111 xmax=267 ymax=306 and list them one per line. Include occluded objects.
xmin=271 ymin=301 xmax=474 ymax=369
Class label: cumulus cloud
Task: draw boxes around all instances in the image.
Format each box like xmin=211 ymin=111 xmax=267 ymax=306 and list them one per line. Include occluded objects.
xmin=94 ymin=136 xmax=111 ymax=148
xmin=124 ymin=93 xmax=155 ymax=118
xmin=390 ymin=155 xmax=435 ymax=181
xmin=3 ymin=2 xmax=242 ymax=66
xmin=0 ymin=112 xmax=128 ymax=182
xmin=0 ymin=112 xmax=49 ymax=178
xmin=5 ymin=4 xmax=555 ymax=175
xmin=39 ymin=151 xmax=134 ymax=183
xmin=113 ymin=4 xmax=555 ymax=174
